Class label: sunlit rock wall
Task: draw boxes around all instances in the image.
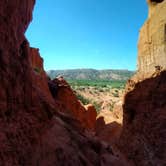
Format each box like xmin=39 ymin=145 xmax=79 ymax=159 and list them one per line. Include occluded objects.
xmin=118 ymin=1 xmax=166 ymax=165
xmin=137 ymin=0 xmax=166 ymax=76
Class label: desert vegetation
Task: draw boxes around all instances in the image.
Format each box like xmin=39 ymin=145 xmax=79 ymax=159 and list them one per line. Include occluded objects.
xmin=47 ymin=69 xmax=132 ymax=113
xmin=67 ymin=79 xmax=126 ymax=113
xmin=47 ymin=69 xmax=134 ymax=80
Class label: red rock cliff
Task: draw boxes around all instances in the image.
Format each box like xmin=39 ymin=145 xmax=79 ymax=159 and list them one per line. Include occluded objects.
xmin=0 ymin=0 xmax=127 ymax=165
xmin=119 ymin=71 xmax=166 ymax=166
xmin=48 ymin=76 xmax=97 ymax=130
xmin=118 ymin=1 xmax=166 ymax=165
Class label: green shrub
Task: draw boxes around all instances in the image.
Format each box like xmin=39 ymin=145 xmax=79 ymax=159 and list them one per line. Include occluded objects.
xmin=92 ymin=101 xmax=101 ymax=114
xmin=109 ymin=102 xmax=115 ymax=112
xmin=98 ymin=88 xmax=104 ymax=92
xmin=34 ymin=67 xmax=41 ymax=73
xmin=76 ymin=94 xmax=90 ymax=105
xmin=76 ymin=93 xmax=101 ymax=113
xmin=112 ymin=92 xmax=119 ymax=97
xmin=68 ymin=79 xmax=126 ymax=90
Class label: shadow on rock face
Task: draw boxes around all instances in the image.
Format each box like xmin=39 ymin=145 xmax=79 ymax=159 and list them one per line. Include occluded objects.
xmin=150 ymin=0 xmax=164 ymax=3
xmin=95 ymin=117 xmax=122 ymax=145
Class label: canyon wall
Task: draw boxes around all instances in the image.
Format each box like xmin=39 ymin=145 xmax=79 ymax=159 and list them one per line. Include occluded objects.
xmin=120 ymin=72 xmax=166 ymax=166
xmin=119 ymin=1 xmax=166 ymax=166
xmin=137 ymin=0 xmax=166 ymax=78
xmin=0 ymin=0 xmax=126 ymax=165
xmin=1 ymin=0 xmax=165 ymax=165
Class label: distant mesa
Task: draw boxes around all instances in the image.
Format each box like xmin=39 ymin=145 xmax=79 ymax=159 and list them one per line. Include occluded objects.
xmin=47 ymin=69 xmax=135 ymax=81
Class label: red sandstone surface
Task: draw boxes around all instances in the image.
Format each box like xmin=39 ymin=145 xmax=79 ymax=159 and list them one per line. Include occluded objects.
xmin=118 ymin=71 xmax=166 ymax=166
xmin=48 ymin=77 xmax=97 ymax=130
xmin=0 ymin=0 xmax=127 ymax=165
xmin=0 ymin=0 xmax=165 ymax=165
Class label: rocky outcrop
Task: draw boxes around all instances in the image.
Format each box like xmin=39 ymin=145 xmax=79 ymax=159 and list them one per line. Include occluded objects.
xmin=0 ymin=0 xmax=35 ymax=115
xmin=30 ymin=48 xmax=55 ymax=104
xmin=96 ymin=106 xmax=123 ymax=145
xmin=0 ymin=0 xmax=128 ymax=165
xmin=84 ymin=104 xmax=97 ymax=129
xmin=119 ymin=71 xmax=166 ymax=166
xmin=137 ymin=0 xmax=166 ymax=78
xmin=48 ymin=77 xmax=97 ymax=130
xmin=2 ymin=0 xmax=165 ymax=165
xmin=119 ymin=1 xmax=166 ymax=166
xmin=147 ymin=0 xmax=165 ymax=18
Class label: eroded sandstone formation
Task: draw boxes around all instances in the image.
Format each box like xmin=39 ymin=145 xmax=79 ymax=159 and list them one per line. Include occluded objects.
xmin=30 ymin=48 xmax=55 ymax=104
xmin=48 ymin=76 xmax=97 ymax=130
xmin=147 ymin=0 xmax=165 ymax=18
xmin=119 ymin=70 xmax=166 ymax=166
xmin=1 ymin=0 xmax=165 ymax=165
xmin=119 ymin=1 xmax=166 ymax=166
xmin=0 ymin=0 xmax=128 ymax=165
xmin=96 ymin=104 xmax=123 ymax=145
xmin=137 ymin=0 xmax=166 ymax=78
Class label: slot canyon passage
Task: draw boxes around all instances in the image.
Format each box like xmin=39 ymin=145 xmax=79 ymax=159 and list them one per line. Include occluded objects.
xmin=0 ymin=0 xmax=165 ymax=166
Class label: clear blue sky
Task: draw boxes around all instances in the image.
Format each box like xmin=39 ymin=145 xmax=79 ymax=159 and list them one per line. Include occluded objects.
xmin=26 ymin=0 xmax=148 ymax=71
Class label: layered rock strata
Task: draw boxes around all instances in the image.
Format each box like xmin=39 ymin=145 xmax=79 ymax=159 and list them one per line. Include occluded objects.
xmin=137 ymin=0 xmax=166 ymax=79
xmin=48 ymin=76 xmax=97 ymax=130
xmin=0 ymin=0 xmax=127 ymax=165
xmin=119 ymin=71 xmax=166 ymax=166
xmin=119 ymin=1 xmax=166 ymax=166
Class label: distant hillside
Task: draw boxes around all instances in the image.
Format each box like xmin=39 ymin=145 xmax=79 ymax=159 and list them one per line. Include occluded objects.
xmin=47 ymin=69 xmax=135 ymax=81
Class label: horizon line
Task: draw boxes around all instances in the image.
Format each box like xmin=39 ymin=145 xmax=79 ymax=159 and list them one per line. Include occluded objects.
xmin=46 ymin=68 xmax=136 ymax=71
